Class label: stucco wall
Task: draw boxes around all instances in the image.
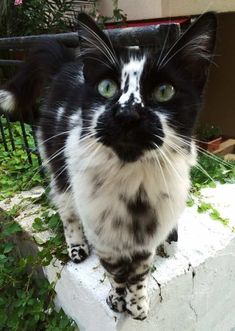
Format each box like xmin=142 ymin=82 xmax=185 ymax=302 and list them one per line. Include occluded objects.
xmin=98 ymin=0 xmax=235 ymax=21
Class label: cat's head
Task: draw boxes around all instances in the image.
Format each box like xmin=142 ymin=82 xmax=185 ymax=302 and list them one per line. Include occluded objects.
xmin=78 ymin=13 xmax=217 ymax=162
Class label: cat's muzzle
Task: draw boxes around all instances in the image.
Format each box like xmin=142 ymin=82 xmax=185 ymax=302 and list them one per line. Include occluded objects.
xmin=96 ymin=105 xmax=164 ymax=162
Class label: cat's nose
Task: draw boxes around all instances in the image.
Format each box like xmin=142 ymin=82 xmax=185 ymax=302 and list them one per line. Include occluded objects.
xmin=115 ymin=103 xmax=141 ymax=121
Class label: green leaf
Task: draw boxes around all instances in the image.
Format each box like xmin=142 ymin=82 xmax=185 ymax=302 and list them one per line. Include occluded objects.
xmin=32 ymin=217 xmax=46 ymax=232
xmin=197 ymin=202 xmax=212 ymax=213
xmin=186 ymin=197 xmax=194 ymax=207
xmin=3 ymin=222 xmax=22 ymax=236
xmin=3 ymin=242 xmax=15 ymax=253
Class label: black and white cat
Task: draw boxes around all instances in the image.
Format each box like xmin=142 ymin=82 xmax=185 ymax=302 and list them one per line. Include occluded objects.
xmin=0 ymin=13 xmax=216 ymax=320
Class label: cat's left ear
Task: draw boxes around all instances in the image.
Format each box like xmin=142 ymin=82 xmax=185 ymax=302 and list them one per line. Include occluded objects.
xmin=77 ymin=13 xmax=117 ymax=66
xmin=161 ymin=12 xmax=217 ymax=86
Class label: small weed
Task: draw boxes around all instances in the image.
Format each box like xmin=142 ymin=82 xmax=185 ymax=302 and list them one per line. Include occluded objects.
xmin=196 ymin=199 xmax=229 ymax=226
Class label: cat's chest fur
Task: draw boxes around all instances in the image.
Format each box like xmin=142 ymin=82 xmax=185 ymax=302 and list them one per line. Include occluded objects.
xmin=65 ymin=130 xmax=194 ymax=255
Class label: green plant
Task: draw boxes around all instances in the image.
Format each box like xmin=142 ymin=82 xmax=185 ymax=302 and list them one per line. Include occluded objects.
xmin=188 ymin=153 xmax=235 ymax=227
xmin=196 ymin=123 xmax=222 ymax=141
xmin=191 ymin=153 xmax=235 ymax=188
xmin=0 ymin=208 xmax=75 ymax=331
xmin=91 ymin=0 xmax=127 ymax=27
xmin=0 ymin=0 xmax=75 ymax=36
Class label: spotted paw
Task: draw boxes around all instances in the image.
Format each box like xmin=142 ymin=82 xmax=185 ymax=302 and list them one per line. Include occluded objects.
xmin=106 ymin=290 xmax=126 ymax=313
xmin=126 ymin=296 xmax=149 ymax=320
xmin=69 ymin=243 xmax=89 ymax=263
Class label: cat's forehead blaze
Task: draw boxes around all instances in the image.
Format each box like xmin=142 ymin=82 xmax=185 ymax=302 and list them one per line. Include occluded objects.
xmin=119 ymin=55 xmax=146 ymax=107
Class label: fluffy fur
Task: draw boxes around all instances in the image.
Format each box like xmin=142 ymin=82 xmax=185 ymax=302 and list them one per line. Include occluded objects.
xmin=0 ymin=13 xmax=216 ymax=320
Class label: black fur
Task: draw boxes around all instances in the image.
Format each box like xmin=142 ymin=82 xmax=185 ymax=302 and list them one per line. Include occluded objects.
xmin=100 ymin=251 xmax=151 ymax=284
xmin=166 ymin=227 xmax=178 ymax=243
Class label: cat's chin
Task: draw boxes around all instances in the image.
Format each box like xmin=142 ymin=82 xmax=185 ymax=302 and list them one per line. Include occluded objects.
xmin=109 ymin=144 xmax=156 ymax=163
xmin=114 ymin=148 xmax=143 ymax=163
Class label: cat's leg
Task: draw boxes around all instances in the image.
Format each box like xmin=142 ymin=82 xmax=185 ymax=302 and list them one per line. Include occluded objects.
xmin=52 ymin=189 xmax=89 ymax=263
xmin=166 ymin=227 xmax=178 ymax=243
xmin=106 ymin=277 xmax=127 ymax=313
xmin=100 ymin=256 xmax=127 ymax=313
xmin=157 ymin=227 xmax=178 ymax=257
xmin=100 ymin=251 xmax=153 ymax=319
xmin=125 ymin=252 xmax=153 ymax=320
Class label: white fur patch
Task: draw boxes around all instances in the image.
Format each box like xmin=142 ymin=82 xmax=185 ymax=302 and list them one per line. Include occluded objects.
xmin=69 ymin=111 xmax=82 ymax=128
xmin=57 ymin=106 xmax=64 ymax=121
xmin=0 ymin=90 xmax=15 ymax=112
xmin=119 ymin=57 xmax=146 ymax=106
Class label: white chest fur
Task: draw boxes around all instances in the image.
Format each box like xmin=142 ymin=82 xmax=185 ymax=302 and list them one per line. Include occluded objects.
xmin=65 ymin=127 xmax=195 ymax=257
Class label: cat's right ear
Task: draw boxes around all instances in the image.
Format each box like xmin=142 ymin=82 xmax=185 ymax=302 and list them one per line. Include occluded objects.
xmin=77 ymin=13 xmax=118 ymax=67
xmin=159 ymin=12 xmax=217 ymax=89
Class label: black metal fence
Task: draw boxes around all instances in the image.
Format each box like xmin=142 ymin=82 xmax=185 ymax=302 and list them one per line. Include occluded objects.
xmin=0 ymin=22 xmax=180 ymax=166
xmin=0 ymin=114 xmax=41 ymax=165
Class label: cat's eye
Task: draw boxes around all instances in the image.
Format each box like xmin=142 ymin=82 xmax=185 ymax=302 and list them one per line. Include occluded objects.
xmin=153 ymin=84 xmax=175 ymax=102
xmin=97 ymin=79 xmax=118 ymax=98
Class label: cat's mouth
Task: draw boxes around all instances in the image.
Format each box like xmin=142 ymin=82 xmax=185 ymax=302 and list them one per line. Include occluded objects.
xmin=112 ymin=142 xmax=153 ymax=162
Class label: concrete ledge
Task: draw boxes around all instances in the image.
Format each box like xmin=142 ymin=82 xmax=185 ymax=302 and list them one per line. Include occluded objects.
xmin=1 ymin=184 xmax=235 ymax=331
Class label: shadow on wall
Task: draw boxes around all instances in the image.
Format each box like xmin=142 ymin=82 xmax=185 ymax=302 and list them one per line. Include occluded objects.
xmin=200 ymin=12 xmax=235 ymax=138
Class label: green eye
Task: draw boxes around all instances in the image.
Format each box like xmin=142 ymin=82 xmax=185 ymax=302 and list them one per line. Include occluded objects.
xmin=97 ymin=79 xmax=118 ymax=98
xmin=153 ymin=84 xmax=175 ymax=102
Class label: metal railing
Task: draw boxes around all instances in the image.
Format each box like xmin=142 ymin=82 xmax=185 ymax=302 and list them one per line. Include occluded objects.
xmin=0 ymin=114 xmax=41 ymax=165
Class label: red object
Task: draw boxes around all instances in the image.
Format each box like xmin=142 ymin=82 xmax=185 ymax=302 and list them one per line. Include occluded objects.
xmin=199 ymin=137 xmax=222 ymax=152
xmin=105 ymin=17 xmax=189 ymax=29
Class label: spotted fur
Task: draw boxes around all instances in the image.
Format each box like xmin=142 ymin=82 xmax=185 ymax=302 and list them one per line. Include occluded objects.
xmin=0 ymin=13 xmax=216 ymax=320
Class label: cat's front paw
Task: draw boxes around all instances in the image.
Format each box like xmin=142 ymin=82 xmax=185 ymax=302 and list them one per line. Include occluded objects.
xmin=106 ymin=289 xmax=126 ymax=313
xmin=69 ymin=243 xmax=89 ymax=263
xmin=126 ymin=295 xmax=149 ymax=321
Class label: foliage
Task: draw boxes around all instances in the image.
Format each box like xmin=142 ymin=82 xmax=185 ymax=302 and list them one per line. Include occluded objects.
xmin=0 ymin=0 xmax=127 ymax=37
xmin=191 ymin=153 xmax=235 ymax=189
xmin=196 ymin=123 xmax=222 ymax=141
xmin=32 ymin=211 xmax=70 ymax=264
xmin=0 ymin=208 xmax=75 ymax=331
xmin=0 ymin=0 xmax=75 ymax=36
xmin=197 ymin=200 xmax=229 ymax=226
xmin=91 ymin=0 xmax=127 ymax=27
xmin=0 ymin=116 xmax=44 ymax=200
xmin=189 ymin=152 xmax=235 ymax=227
